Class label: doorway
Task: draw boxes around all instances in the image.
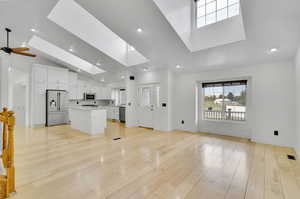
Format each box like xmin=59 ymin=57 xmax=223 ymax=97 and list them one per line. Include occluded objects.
xmin=137 ymin=84 xmax=159 ymax=128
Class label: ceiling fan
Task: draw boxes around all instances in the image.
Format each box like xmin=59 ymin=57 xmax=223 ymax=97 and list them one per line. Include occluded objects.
xmin=0 ymin=28 xmax=36 ymax=57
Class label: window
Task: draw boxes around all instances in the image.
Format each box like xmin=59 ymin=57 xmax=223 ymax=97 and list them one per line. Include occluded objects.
xmin=196 ymin=0 xmax=240 ymax=28
xmin=112 ymin=88 xmax=127 ymax=106
xmin=202 ymin=80 xmax=247 ymax=121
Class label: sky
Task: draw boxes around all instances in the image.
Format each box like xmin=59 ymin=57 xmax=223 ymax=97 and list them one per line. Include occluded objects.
xmin=204 ymin=85 xmax=246 ymax=97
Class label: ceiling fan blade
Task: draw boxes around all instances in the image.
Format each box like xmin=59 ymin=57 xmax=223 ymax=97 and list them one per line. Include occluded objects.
xmin=11 ymin=48 xmax=29 ymax=52
xmin=12 ymin=51 xmax=36 ymax=57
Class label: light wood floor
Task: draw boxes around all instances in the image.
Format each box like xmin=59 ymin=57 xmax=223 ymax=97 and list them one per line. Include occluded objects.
xmin=5 ymin=121 xmax=300 ymax=199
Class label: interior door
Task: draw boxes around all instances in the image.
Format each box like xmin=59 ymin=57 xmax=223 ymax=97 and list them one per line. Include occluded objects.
xmin=137 ymin=85 xmax=159 ymax=128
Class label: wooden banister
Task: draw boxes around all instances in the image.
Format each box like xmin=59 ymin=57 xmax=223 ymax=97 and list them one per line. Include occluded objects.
xmin=0 ymin=107 xmax=16 ymax=199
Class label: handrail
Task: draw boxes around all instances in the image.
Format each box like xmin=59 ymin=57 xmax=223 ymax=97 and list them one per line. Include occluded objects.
xmin=204 ymin=110 xmax=245 ymax=121
xmin=0 ymin=107 xmax=16 ymax=199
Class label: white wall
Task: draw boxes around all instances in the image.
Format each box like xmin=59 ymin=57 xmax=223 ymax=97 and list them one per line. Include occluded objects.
xmin=172 ymin=61 xmax=296 ymax=148
xmin=295 ymin=46 xmax=300 ymax=156
xmin=125 ymin=71 xmax=138 ymax=127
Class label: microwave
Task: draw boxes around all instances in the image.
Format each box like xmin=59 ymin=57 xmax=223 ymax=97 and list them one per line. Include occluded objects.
xmin=84 ymin=93 xmax=96 ymax=101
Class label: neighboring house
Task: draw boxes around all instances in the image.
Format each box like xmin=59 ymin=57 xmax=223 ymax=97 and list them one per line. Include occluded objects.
xmin=214 ymin=98 xmax=231 ymax=104
xmin=226 ymin=105 xmax=246 ymax=112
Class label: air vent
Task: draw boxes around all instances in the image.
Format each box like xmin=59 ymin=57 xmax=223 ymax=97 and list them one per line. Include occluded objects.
xmin=113 ymin=137 xmax=121 ymax=141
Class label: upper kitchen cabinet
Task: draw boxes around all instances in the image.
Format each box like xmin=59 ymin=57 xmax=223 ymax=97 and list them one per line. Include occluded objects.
xmin=68 ymin=72 xmax=78 ymax=85
xmin=97 ymin=87 xmax=112 ymax=100
xmin=32 ymin=65 xmax=47 ymax=83
xmin=47 ymin=66 xmax=68 ymax=90
xmin=68 ymin=72 xmax=81 ymax=100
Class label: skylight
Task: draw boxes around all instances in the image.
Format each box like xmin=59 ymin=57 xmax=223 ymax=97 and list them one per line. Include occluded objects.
xmin=48 ymin=0 xmax=148 ymax=67
xmin=196 ymin=0 xmax=240 ymax=28
xmin=28 ymin=36 xmax=105 ymax=75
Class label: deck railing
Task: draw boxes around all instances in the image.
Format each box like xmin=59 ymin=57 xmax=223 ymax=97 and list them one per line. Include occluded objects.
xmin=0 ymin=108 xmax=16 ymax=199
xmin=204 ymin=110 xmax=245 ymax=121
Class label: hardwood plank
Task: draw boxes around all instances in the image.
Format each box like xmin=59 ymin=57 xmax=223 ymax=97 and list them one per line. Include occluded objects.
xmin=0 ymin=121 xmax=297 ymax=199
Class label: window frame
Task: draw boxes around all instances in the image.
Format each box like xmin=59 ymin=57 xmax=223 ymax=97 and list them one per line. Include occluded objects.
xmin=195 ymin=0 xmax=240 ymax=29
xmin=201 ymin=79 xmax=248 ymax=122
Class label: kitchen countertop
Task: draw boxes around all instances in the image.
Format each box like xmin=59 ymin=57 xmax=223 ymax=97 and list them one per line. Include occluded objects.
xmin=69 ymin=106 xmax=106 ymax=111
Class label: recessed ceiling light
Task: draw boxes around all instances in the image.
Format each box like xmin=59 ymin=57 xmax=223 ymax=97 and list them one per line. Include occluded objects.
xmin=8 ymin=67 xmax=12 ymax=72
xmin=143 ymin=67 xmax=148 ymax=72
xmin=270 ymin=48 xmax=278 ymax=53
xmin=128 ymin=46 xmax=135 ymax=51
xmin=96 ymin=62 xmax=101 ymax=66
xmin=121 ymin=75 xmax=125 ymax=79
xmin=101 ymin=78 xmax=105 ymax=82
xmin=69 ymin=48 xmax=74 ymax=52
xmin=176 ymin=65 xmax=181 ymax=69
xmin=137 ymin=28 xmax=143 ymax=33
xmin=30 ymin=28 xmax=37 ymax=32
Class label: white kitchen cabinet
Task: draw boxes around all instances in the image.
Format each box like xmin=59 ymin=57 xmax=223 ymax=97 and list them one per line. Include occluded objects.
xmin=77 ymin=80 xmax=86 ymax=96
xmin=68 ymin=72 xmax=78 ymax=85
xmin=98 ymin=87 xmax=112 ymax=99
xmin=96 ymin=87 xmax=103 ymax=99
xmin=106 ymin=107 xmax=119 ymax=120
xmin=68 ymin=72 xmax=82 ymax=100
xmin=33 ymin=66 xmax=47 ymax=83
xmin=47 ymin=66 xmax=68 ymax=90
xmin=69 ymin=84 xmax=79 ymax=100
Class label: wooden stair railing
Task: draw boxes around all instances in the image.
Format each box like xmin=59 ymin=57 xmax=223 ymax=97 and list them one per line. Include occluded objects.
xmin=0 ymin=107 xmax=16 ymax=199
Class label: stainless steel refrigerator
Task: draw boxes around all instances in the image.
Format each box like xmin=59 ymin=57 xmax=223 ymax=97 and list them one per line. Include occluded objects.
xmin=46 ymin=89 xmax=68 ymax=126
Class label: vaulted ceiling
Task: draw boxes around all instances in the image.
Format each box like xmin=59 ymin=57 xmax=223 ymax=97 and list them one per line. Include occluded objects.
xmin=1 ymin=0 xmax=300 ymax=83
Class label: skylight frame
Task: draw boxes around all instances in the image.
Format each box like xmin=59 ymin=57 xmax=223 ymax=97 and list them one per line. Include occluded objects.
xmin=48 ymin=0 xmax=148 ymax=67
xmin=28 ymin=36 xmax=105 ymax=75
xmin=196 ymin=0 xmax=240 ymax=29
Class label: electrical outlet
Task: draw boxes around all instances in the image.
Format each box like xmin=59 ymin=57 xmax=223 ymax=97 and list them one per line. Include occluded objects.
xmin=274 ymin=130 xmax=279 ymax=136
xmin=181 ymin=120 xmax=184 ymax=124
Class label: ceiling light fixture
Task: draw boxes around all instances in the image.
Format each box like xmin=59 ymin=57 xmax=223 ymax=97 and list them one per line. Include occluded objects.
xmin=101 ymin=78 xmax=105 ymax=82
xmin=121 ymin=75 xmax=125 ymax=79
xmin=96 ymin=62 xmax=101 ymax=66
xmin=128 ymin=46 xmax=135 ymax=51
xmin=176 ymin=65 xmax=181 ymax=69
xmin=69 ymin=48 xmax=74 ymax=52
xmin=30 ymin=28 xmax=37 ymax=32
xmin=137 ymin=28 xmax=143 ymax=33
xmin=143 ymin=67 xmax=148 ymax=72
xmin=269 ymin=48 xmax=278 ymax=53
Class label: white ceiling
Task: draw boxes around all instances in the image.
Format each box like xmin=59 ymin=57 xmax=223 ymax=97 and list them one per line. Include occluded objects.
xmin=1 ymin=0 xmax=300 ymax=83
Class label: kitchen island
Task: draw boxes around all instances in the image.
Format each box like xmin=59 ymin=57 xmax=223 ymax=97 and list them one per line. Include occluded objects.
xmin=69 ymin=106 xmax=107 ymax=135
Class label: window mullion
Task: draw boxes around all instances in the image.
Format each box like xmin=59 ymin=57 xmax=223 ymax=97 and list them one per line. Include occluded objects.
xmin=222 ymin=85 xmax=225 ymax=120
